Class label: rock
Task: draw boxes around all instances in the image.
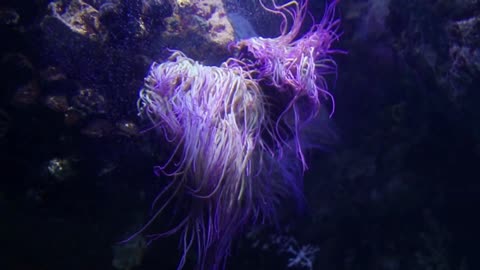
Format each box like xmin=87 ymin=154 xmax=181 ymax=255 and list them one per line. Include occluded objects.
xmin=115 ymin=120 xmax=140 ymax=137
xmin=81 ymin=118 xmax=113 ymax=138
xmin=43 ymin=0 xmax=107 ymax=42
xmin=71 ymin=87 xmax=106 ymax=115
xmin=162 ymin=0 xmax=235 ymax=63
xmin=44 ymin=95 xmax=69 ymax=113
xmin=12 ymin=81 xmax=41 ymax=107
xmin=0 ymin=7 xmax=20 ymax=26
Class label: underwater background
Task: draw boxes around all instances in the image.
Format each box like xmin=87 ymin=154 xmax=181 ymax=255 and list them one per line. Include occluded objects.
xmin=1 ymin=0 xmax=479 ymax=269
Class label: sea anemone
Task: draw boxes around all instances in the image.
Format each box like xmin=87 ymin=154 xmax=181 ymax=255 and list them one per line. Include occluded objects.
xmin=133 ymin=51 xmax=282 ymax=269
xmin=232 ymin=0 xmax=341 ymax=169
xmin=126 ymin=1 xmax=341 ymax=269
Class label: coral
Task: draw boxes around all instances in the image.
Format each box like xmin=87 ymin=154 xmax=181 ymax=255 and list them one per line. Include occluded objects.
xmin=270 ymin=233 xmax=320 ymax=269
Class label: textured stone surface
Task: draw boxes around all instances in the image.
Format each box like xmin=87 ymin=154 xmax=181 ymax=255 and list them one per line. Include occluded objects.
xmin=162 ymin=0 xmax=234 ymax=62
xmin=43 ymin=0 xmax=107 ymax=42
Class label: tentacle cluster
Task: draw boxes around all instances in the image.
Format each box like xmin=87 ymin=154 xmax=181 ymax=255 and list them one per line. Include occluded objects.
xmin=232 ymin=0 xmax=341 ymax=169
xmin=130 ymin=1 xmax=341 ymax=269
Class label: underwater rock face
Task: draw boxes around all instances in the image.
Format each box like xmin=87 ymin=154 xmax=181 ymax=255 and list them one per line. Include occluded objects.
xmin=162 ymin=0 xmax=235 ymax=62
xmin=387 ymin=0 xmax=480 ymax=104
xmin=43 ymin=0 xmax=107 ymax=42
xmin=445 ymin=15 xmax=480 ymax=98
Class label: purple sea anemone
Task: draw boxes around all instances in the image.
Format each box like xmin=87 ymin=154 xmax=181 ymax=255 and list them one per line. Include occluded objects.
xmin=233 ymin=0 xmax=341 ymax=169
xmin=131 ymin=51 xmax=276 ymax=268
xmin=126 ymin=1 xmax=341 ymax=269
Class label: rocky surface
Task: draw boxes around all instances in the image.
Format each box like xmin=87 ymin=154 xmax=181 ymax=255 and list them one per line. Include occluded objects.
xmin=162 ymin=0 xmax=235 ymax=62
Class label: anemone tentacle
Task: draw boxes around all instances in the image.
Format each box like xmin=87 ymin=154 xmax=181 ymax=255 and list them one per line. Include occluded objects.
xmin=131 ymin=1 xmax=341 ymax=269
